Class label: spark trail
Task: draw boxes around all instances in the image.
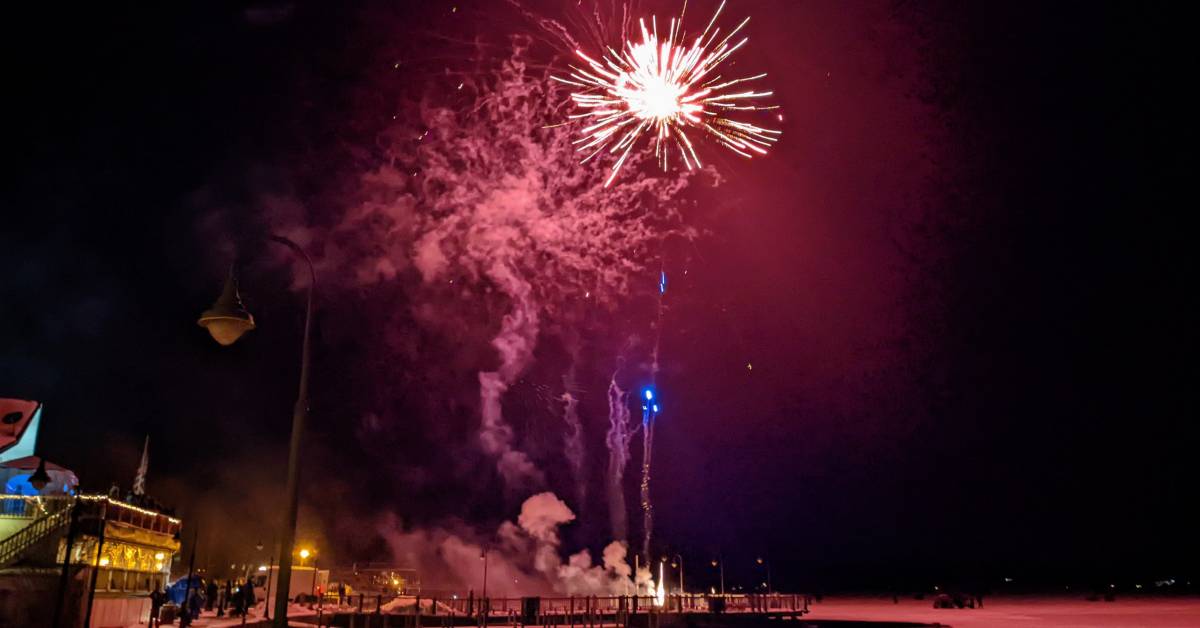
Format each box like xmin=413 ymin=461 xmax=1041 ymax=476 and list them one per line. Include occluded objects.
xmin=561 ymin=340 xmax=587 ymax=508
xmin=554 ymin=1 xmax=782 ymax=185
xmin=606 ymin=363 xmax=634 ymax=542
xmin=639 ymin=270 xmax=667 ymax=560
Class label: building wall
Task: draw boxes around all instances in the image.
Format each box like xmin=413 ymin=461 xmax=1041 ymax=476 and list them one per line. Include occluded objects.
xmin=0 ymin=566 xmax=89 ymax=628
xmin=91 ymin=595 xmax=151 ymax=628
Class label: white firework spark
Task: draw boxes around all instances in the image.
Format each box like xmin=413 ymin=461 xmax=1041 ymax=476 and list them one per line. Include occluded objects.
xmin=554 ymin=1 xmax=781 ymax=186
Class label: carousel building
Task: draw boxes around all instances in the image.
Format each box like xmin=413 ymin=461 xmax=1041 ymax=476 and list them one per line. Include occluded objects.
xmin=0 ymin=398 xmax=182 ymax=627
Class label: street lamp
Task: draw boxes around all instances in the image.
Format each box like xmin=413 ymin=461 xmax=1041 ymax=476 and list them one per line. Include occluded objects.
xmin=756 ymin=557 xmax=772 ymax=593
xmin=299 ymin=548 xmax=311 ymax=566
xmin=198 ymin=234 xmax=315 ymax=628
xmin=480 ymin=548 xmax=489 ymax=600
xmin=197 ymin=271 xmax=256 ymax=346
xmin=671 ymin=554 xmax=684 ymax=595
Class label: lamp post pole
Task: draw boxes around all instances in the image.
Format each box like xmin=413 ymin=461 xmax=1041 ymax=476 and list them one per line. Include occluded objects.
xmin=672 ymin=554 xmax=684 ymax=595
xmin=756 ymin=558 xmax=772 ymax=594
xmin=263 ymin=552 xmax=275 ymax=621
xmin=481 ymin=548 xmax=489 ymax=600
xmin=711 ymin=559 xmax=724 ymax=596
xmin=265 ymin=236 xmax=314 ymax=628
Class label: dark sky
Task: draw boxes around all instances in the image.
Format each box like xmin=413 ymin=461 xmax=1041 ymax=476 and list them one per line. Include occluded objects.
xmin=2 ymin=1 xmax=1192 ymax=591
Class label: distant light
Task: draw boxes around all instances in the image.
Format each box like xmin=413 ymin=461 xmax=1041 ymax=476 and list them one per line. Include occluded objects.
xmin=652 ymin=404 xmax=659 ymax=413
xmin=155 ymin=552 xmax=165 ymax=561
xmin=644 ymin=389 xmax=654 ymax=401
xmin=99 ymin=557 xmax=110 ymax=567
xmin=259 ymin=565 xmax=268 ymax=572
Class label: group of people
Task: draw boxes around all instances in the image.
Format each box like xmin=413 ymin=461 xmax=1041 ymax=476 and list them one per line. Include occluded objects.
xmin=148 ymin=577 xmax=258 ymax=627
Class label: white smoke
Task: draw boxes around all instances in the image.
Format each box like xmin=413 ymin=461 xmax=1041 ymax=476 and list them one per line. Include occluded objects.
xmin=605 ymin=368 xmax=634 ymax=542
xmin=378 ymin=492 xmax=635 ymax=596
xmin=561 ymin=341 xmax=587 ymax=507
xmin=267 ymin=39 xmax=705 ymax=495
xmin=478 ymin=263 xmax=544 ymax=490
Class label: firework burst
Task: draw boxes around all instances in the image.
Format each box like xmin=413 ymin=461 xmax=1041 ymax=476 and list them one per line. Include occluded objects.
xmin=554 ymin=1 xmax=781 ymax=186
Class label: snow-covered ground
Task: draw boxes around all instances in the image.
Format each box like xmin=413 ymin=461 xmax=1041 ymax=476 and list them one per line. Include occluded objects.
xmin=127 ymin=601 xmax=317 ymax=627
xmin=125 ymin=596 xmax=1200 ymax=627
xmin=802 ymin=595 xmax=1200 ymax=627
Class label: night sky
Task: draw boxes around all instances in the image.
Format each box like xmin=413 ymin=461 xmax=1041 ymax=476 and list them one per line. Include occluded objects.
xmin=2 ymin=1 xmax=1192 ymax=592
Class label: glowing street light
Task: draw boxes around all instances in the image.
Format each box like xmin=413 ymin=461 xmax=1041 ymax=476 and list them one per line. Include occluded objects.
xmin=670 ymin=554 xmax=685 ymax=595
xmin=197 ymin=272 xmax=255 ymax=346
xmin=711 ymin=558 xmax=725 ymax=595
xmin=299 ymin=548 xmax=311 ymax=566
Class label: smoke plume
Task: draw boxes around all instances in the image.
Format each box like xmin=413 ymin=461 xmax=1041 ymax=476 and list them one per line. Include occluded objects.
xmin=560 ymin=334 xmax=587 ymax=508
xmin=605 ymin=366 xmax=634 ymax=542
xmin=376 ymin=492 xmax=635 ymax=595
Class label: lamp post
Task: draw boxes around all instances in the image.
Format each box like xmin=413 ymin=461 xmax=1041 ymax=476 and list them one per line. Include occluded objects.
xmin=310 ymin=553 xmax=318 ymax=600
xmin=480 ymin=548 xmax=489 ymax=600
xmin=669 ymin=554 xmax=684 ymax=594
xmin=263 ymin=552 xmax=275 ymax=621
xmin=755 ymin=557 xmax=772 ymax=593
xmin=197 ymin=234 xmax=315 ymax=628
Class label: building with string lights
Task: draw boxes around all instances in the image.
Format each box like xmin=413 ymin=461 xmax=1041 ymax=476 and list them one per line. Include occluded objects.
xmin=0 ymin=398 xmax=182 ymax=627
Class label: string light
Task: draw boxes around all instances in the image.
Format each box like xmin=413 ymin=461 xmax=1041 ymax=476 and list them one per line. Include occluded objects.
xmin=79 ymin=494 xmax=182 ymax=524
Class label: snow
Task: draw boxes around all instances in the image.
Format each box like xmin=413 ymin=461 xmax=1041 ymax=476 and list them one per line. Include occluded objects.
xmin=127 ymin=601 xmax=316 ymax=628
xmin=801 ymin=595 xmax=1200 ymax=627
xmin=123 ymin=596 xmax=1200 ymax=627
